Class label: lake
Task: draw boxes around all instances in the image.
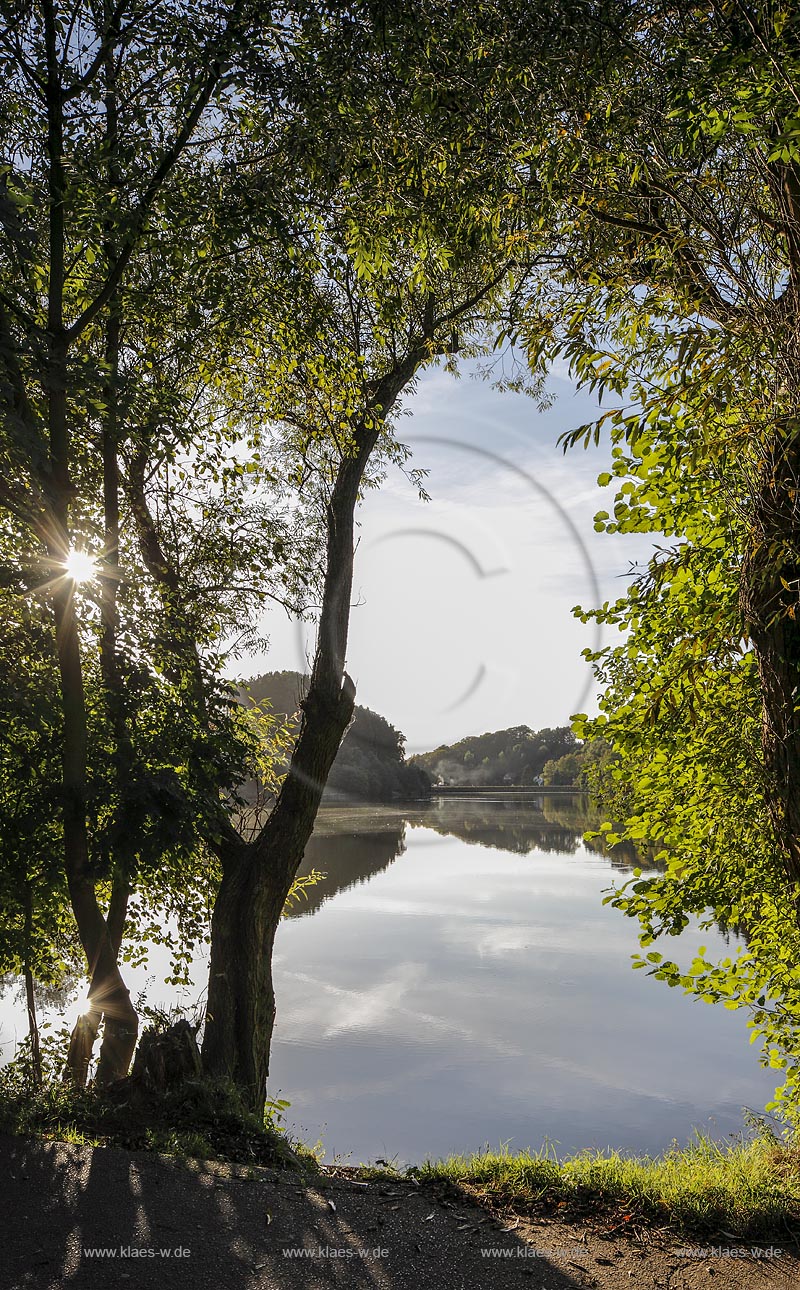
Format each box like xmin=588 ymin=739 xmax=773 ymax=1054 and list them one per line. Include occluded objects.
xmin=0 ymin=795 xmax=779 ymax=1164
xmin=266 ymin=795 xmax=778 ymax=1163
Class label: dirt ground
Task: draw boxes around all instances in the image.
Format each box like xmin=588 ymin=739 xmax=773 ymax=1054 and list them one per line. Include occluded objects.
xmin=1 ymin=1134 xmax=798 ymax=1289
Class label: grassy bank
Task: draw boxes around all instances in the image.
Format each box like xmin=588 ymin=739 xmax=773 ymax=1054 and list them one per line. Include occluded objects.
xmin=0 ymin=1024 xmax=319 ymax=1171
xmin=0 ymin=1072 xmax=317 ymax=1171
xmin=4 ymin=1046 xmax=799 ymax=1241
xmin=375 ymin=1131 xmax=800 ymax=1240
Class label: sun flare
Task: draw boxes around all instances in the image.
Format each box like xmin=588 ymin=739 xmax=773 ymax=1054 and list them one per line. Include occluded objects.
xmin=65 ymin=992 xmax=93 ymax=1029
xmin=63 ymin=548 xmax=98 ymax=585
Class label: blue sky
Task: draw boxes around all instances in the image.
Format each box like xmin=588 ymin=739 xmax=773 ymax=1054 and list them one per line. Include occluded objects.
xmin=245 ymin=362 xmax=654 ymax=753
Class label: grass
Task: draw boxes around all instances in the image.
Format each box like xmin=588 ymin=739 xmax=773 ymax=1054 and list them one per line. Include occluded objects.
xmin=0 ymin=1027 xmax=321 ymax=1171
xmin=0 ymin=1070 xmax=318 ymax=1172
xmin=4 ymin=1041 xmax=798 ymax=1240
xmin=369 ymin=1129 xmax=800 ymax=1241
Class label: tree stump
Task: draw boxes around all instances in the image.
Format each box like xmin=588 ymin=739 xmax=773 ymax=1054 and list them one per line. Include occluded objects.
xmin=131 ymin=1019 xmax=202 ymax=1092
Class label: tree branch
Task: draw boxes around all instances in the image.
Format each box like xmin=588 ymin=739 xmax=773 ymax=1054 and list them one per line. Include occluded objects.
xmin=64 ymin=0 xmax=251 ymax=342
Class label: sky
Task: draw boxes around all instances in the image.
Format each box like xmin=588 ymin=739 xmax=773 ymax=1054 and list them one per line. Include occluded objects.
xmin=242 ymin=362 xmax=655 ymax=755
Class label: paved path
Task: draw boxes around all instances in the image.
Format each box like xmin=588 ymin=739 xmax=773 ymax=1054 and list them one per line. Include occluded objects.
xmin=1 ymin=1135 xmax=798 ymax=1289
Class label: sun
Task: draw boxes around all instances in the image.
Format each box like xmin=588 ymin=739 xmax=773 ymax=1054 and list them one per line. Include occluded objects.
xmin=63 ymin=548 xmax=98 ymax=584
xmin=64 ymin=992 xmax=94 ymax=1029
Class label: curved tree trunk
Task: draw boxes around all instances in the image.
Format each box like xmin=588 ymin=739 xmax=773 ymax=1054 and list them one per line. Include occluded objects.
xmin=202 ymin=677 xmax=356 ymax=1110
xmin=92 ymin=102 xmax=140 ymax=1079
xmin=100 ymin=290 xmax=438 ymax=1109
xmin=201 ymin=445 xmax=363 ymax=1110
xmin=200 ymin=348 xmax=426 ymax=1112
xmin=201 ymin=344 xmax=439 ymax=1114
xmin=44 ymin=6 xmax=137 ymax=1086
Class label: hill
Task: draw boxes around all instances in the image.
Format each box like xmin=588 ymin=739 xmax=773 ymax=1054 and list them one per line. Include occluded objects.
xmin=410 ymin=724 xmax=614 ymax=788
xmin=243 ymin=671 xmax=430 ymax=802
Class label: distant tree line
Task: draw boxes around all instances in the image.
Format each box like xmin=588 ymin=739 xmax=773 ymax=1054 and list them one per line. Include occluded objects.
xmin=410 ymin=725 xmax=616 ymax=789
xmin=408 ymin=726 xmax=579 ymax=785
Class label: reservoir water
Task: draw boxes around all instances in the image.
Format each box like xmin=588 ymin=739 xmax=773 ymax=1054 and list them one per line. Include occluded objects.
xmin=0 ymin=795 xmax=779 ymax=1164
xmin=266 ymin=795 xmax=778 ymax=1163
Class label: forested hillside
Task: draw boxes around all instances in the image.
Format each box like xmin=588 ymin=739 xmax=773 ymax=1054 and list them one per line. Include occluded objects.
xmin=244 ymin=672 xmax=430 ymax=802
xmin=411 ymin=726 xmax=614 ymax=788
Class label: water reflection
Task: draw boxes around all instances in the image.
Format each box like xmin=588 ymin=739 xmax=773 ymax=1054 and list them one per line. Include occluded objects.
xmin=289 ymin=826 xmax=408 ymax=918
xmin=288 ymin=794 xmax=639 ymax=919
xmin=415 ymin=797 xmax=585 ymax=856
xmin=269 ymin=797 xmax=776 ymax=1164
xmin=1 ymin=796 xmax=769 ymax=1165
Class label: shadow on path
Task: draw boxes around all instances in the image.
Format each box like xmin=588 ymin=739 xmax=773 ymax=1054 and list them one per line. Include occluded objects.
xmin=0 ymin=1134 xmax=582 ymax=1289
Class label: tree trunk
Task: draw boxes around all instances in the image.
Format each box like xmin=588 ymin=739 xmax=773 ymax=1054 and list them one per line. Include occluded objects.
xmin=201 ymin=348 xmax=435 ymax=1114
xmin=202 ymin=419 xmax=374 ymax=1112
xmin=63 ymin=871 xmax=138 ymax=1086
xmin=203 ymin=845 xmax=281 ymax=1106
xmin=23 ymin=883 xmax=42 ymax=1089
xmin=741 ymin=436 xmax=800 ymax=900
xmin=93 ymin=165 xmax=140 ymax=1079
xmin=54 ymin=549 xmax=138 ymax=1084
xmin=45 ymin=6 xmax=138 ymax=1084
xmin=202 ymin=674 xmax=356 ymax=1110
xmin=51 ymin=535 xmax=138 ymax=1086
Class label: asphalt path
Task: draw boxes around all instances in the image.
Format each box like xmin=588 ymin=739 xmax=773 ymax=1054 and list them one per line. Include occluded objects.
xmin=2 ymin=1135 xmax=798 ymax=1290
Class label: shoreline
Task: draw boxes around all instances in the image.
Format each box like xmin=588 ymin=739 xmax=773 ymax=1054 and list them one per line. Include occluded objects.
xmin=3 ymin=1129 xmax=800 ymax=1289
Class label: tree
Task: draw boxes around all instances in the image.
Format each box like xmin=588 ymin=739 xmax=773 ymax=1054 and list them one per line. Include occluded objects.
xmin=123 ymin=0 xmax=561 ymax=1109
xmin=1 ymin=0 xmax=526 ymax=1107
xmin=0 ymin=0 xmax=286 ymax=1081
xmin=186 ymin=257 xmax=517 ymax=1109
xmin=502 ymin=0 xmax=800 ymax=902
xmin=571 ymin=419 xmax=800 ymax=1116
xmin=542 ymin=752 xmax=580 ymax=787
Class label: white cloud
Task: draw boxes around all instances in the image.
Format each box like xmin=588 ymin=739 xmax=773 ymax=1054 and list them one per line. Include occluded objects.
xmin=251 ymin=364 xmax=655 ymax=746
